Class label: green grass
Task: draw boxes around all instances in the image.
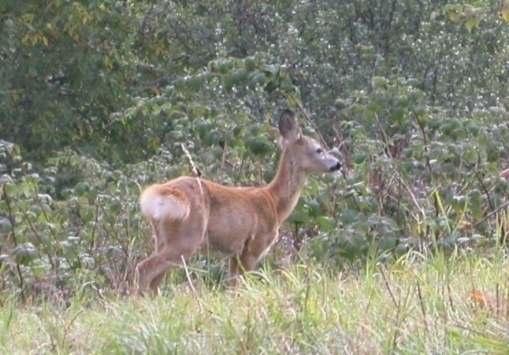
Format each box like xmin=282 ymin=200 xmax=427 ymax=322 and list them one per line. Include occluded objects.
xmin=1 ymin=250 xmax=509 ymax=354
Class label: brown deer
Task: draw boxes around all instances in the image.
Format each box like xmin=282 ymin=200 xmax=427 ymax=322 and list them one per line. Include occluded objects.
xmin=135 ymin=110 xmax=341 ymax=294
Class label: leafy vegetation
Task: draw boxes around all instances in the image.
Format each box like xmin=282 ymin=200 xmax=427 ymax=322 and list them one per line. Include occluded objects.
xmin=1 ymin=0 xmax=509 ymax=352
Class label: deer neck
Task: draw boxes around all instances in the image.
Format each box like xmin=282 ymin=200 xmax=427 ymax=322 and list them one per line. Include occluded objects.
xmin=266 ymin=148 xmax=307 ymax=223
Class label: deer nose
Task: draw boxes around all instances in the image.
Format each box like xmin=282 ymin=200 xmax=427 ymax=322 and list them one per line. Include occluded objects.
xmin=329 ymin=161 xmax=341 ymax=172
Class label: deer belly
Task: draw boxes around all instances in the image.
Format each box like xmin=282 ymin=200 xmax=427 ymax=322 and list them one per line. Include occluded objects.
xmin=206 ymin=214 xmax=256 ymax=255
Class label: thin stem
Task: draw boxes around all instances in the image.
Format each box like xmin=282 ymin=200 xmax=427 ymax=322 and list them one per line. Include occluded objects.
xmin=2 ymin=185 xmax=24 ymax=298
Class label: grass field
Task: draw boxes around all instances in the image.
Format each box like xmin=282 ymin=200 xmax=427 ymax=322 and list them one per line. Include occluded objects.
xmin=1 ymin=250 xmax=509 ymax=354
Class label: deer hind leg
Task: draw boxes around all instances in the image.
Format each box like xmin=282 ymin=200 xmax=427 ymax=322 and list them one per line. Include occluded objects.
xmin=136 ymin=227 xmax=205 ymax=296
xmin=135 ymin=247 xmax=178 ymax=295
xmin=147 ymin=224 xmax=168 ymax=292
xmin=227 ymin=256 xmax=243 ymax=287
xmin=139 ymin=222 xmax=167 ymax=293
xmin=135 ymin=241 xmax=204 ymax=295
xmin=149 ymin=264 xmax=168 ymax=292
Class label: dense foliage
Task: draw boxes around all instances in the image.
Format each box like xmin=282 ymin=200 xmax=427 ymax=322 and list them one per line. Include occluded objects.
xmin=1 ymin=0 xmax=509 ymax=300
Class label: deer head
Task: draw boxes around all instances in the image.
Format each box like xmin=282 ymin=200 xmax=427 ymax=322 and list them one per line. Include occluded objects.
xmin=278 ymin=110 xmax=341 ymax=174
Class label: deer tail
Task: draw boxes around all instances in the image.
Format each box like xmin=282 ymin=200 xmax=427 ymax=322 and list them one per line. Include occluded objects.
xmin=139 ymin=185 xmax=190 ymax=222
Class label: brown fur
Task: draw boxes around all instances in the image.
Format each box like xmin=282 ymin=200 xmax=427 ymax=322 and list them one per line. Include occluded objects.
xmin=135 ymin=110 xmax=341 ymax=294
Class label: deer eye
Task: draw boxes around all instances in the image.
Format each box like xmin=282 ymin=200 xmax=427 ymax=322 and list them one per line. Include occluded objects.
xmin=316 ymin=148 xmax=323 ymax=154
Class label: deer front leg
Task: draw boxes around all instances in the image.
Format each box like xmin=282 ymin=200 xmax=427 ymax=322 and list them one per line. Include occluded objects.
xmin=228 ymin=231 xmax=278 ymax=285
xmin=228 ymin=254 xmax=259 ymax=287
xmin=228 ymin=255 xmax=242 ymax=287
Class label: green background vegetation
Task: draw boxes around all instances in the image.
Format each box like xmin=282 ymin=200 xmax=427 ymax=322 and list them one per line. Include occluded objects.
xmin=1 ymin=0 xmax=509 ymax=352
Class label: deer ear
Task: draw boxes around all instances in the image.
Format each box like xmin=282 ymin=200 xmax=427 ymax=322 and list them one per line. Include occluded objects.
xmin=278 ymin=109 xmax=301 ymax=141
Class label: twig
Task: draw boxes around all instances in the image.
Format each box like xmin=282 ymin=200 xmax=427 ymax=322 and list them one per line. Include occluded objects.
xmin=21 ymin=209 xmax=56 ymax=270
xmin=506 ymin=280 xmax=509 ymax=320
xmin=496 ymin=283 xmax=500 ymax=318
xmin=379 ymin=266 xmax=398 ymax=308
xmin=181 ymin=143 xmax=204 ymax=198
xmin=221 ymin=140 xmax=228 ymax=170
xmin=181 ymin=143 xmax=202 ymax=178
xmin=180 ymin=255 xmax=203 ymax=312
xmin=415 ymin=114 xmax=433 ymax=183
xmin=91 ymin=204 xmax=101 ymax=253
xmin=475 ymin=171 xmax=494 ymax=211
xmin=445 ymin=271 xmax=455 ymax=313
xmin=395 ymin=173 xmax=426 ymax=220
xmin=473 ymin=200 xmax=509 ymax=228
xmin=2 ymin=185 xmax=24 ymax=298
xmin=416 ymin=281 xmax=429 ymax=334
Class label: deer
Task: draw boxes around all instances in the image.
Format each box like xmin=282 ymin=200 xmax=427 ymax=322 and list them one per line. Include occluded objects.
xmin=135 ymin=109 xmax=341 ymax=295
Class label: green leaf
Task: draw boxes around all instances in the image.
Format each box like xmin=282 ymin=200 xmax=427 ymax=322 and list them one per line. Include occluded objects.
xmin=12 ymin=243 xmax=37 ymax=265
xmin=464 ymin=17 xmax=480 ymax=32
xmin=0 ymin=217 xmax=12 ymax=236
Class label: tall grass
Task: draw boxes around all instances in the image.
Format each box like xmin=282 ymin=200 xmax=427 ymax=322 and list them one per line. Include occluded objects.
xmin=1 ymin=250 xmax=508 ymax=354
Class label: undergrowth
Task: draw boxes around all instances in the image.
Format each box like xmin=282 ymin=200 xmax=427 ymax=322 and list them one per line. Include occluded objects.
xmin=1 ymin=250 xmax=508 ymax=354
